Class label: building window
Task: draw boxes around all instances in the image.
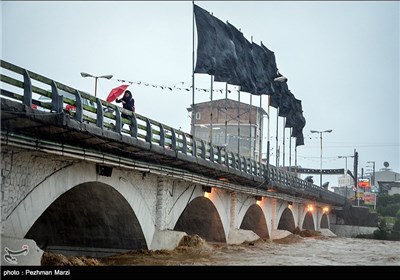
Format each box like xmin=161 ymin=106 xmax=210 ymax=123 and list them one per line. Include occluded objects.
xmin=196 ymin=112 xmax=201 ymax=120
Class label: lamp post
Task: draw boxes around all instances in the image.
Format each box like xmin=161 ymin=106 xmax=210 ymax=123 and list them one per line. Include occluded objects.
xmin=80 ymin=72 xmax=113 ymax=97
xmin=310 ymin=129 xmax=333 ymax=188
xmin=338 ymin=155 xmax=354 ymax=174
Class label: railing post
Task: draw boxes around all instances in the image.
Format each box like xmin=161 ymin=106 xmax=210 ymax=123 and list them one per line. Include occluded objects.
xmin=181 ymin=133 xmax=187 ymax=154
xmin=159 ymin=124 xmax=165 ymax=147
xmin=200 ymin=140 xmax=206 ymax=159
xmin=22 ymin=70 xmax=32 ymax=107
xmin=231 ymin=152 xmax=236 ymax=170
xmin=224 ymin=149 xmax=229 ymax=167
xmin=50 ymin=81 xmax=63 ymax=113
xmin=74 ymin=90 xmax=83 ymax=122
xmin=217 ymin=146 xmax=222 ymax=164
xmin=209 ymin=145 xmax=214 ymax=162
xmin=243 ymin=157 xmax=247 ymax=173
xmin=145 ymin=119 xmax=152 ymax=144
xmin=96 ymin=98 xmax=104 ymax=128
xmin=115 ymin=106 xmax=122 ymax=133
xmin=171 ymin=129 xmax=177 ymax=150
xmin=192 ymin=137 xmax=197 ymax=157
xmin=130 ymin=113 xmax=138 ymax=138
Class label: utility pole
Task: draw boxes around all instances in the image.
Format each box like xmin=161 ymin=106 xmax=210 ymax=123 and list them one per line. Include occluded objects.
xmin=367 ymin=160 xmax=376 ymax=209
xmin=354 ymin=149 xmax=358 ymax=205
xmin=367 ymin=161 xmax=376 ymax=187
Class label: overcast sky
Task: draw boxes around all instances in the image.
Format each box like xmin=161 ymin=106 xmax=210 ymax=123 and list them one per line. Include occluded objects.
xmin=2 ymin=1 xmax=399 ymax=187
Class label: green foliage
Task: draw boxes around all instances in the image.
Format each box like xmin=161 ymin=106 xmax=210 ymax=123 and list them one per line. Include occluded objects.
xmin=373 ymin=218 xmax=389 ymax=240
xmin=376 ymin=194 xmax=400 ymax=217
xmin=377 ymin=203 xmax=400 ymax=217
xmin=396 ymin=209 xmax=400 ymax=220
xmin=391 ymin=216 xmax=400 ymax=241
xmin=377 ymin=194 xmax=400 ymax=206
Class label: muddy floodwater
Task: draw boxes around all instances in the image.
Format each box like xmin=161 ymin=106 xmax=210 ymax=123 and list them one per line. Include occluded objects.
xmin=43 ymin=233 xmax=400 ymax=266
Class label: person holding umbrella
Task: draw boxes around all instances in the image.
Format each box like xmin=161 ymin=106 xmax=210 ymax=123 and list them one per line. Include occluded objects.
xmin=115 ymin=90 xmax=135 ymax=130
xmin=106 ymin=85 xmax=135 ymax=129
xmin=116 ymin=90 xmax=135 ymax=117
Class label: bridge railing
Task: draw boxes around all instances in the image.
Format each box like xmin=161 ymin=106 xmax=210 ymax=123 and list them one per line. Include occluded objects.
xmin=0 ymin=60 xmax=346 ymax=206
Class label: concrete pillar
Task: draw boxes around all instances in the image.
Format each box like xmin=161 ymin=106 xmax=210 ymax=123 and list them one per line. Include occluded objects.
xmin=230 ymin=191 xmax=237 ymax=229
xmin=297 ymin=203 xmax=304 ymax=229
xmin=155 ymin=177 xmax=170 ymax=231
xmin=151 ymin=178 xmax=187 ymax=250
xmin=271 ymin=198 xmax=277 ymax=230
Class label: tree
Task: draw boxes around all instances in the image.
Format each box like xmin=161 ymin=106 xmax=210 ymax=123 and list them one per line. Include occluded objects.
xmin=390 ymin=209 xmax=400 ymax=241
xmin=373 ymin=218 xmax=389 ymax=240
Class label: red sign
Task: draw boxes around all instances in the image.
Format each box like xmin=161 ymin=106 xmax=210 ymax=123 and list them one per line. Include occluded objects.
xmin=358 ymin=179 xmax=370 ymax=188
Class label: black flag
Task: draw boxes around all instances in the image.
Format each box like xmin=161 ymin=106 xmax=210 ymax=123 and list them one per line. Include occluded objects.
xmin=285 ymin=98 xmax=301 ymax=128
xmin=287 ymin=98 xmax=306 ymax=147
xmin=251 ymin=42 xmax=273 ymax=95
xmin=260 ymin=42 xmax=279 ymax=95
xmin=226 ymin=22 xmax=256 ymax=93
xmin=295 ymin=132 xmax=305 ymax=147
xmin=270 ymin=78 xmax=288 ymax=108
xmin=213 ymin=17 xmax=239 ymax=84
xmin=278 ymin=90 xmax=295 ymax=117
xmin=194 ymin=4 xmax=217 ymax=75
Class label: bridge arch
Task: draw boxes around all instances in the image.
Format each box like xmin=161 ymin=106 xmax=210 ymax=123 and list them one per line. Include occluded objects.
xmin=4 ymin=162 xmax=155 ymax=249
xmin=239 ymin=204 xmax=269 ymax=239
xmin=173 ymin=196 xmax=226 ymax=243
xmin=302 ymin=211 xmax=315 ymax=230
xmin=277 ymin=208 xmax=296 ymax=233
xmin=320 ymin=213 xmax=330 ymax=229
xmin=25 ymin=182 xmax=147 ymax=255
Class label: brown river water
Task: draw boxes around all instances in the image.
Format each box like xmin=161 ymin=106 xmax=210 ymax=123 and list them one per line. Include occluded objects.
xmin=42 ymin=232 xmax=400 ymax=266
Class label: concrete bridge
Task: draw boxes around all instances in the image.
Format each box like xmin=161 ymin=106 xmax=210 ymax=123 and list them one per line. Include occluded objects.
xmin=0 ymin=60 xmax=344 ymax=265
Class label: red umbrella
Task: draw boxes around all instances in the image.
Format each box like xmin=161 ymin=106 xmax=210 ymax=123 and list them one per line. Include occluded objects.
xmin=106 ymin=84 xmax=130 ymax=103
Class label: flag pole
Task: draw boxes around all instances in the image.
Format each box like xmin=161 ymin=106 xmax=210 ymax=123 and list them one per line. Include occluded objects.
xmin=276 ymin=107 xmax=279 ymax=167
xmin=249 ymin=93 xmax=252 ymax=159
xmin=249 ymin=35 xmax=253 ymax=160
xmin=210 ymin=75 xmax=214 ymax=145
xmin=259 ymin=95 xmax=263 ymax=163
xmin=289 ymin=128 xmax=292 ymax=172
xmin=237 ymin=88 xmax=241 ymax=156
xmin=295 ymin=144 xmax=298 ymax=174
xmin=191 ymin=0 xmax=196 ymax=138
xmin=225 ymin=83 xmax=228 ymax=146
xmin=266 ymin=95 xmax=270 ymax=168
xmin=282 ymin=117 xmax=286 ymax=167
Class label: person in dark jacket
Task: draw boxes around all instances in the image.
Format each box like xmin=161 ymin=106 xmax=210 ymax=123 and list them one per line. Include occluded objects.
xmin=116 ymin=90 xmax=135 ymax=118
xmin=116 ymin=90 xmax=135 ymax=129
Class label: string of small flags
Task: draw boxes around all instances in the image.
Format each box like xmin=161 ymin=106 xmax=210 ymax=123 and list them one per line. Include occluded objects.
xmin=114 ymin=79 xmax=242 ymax=95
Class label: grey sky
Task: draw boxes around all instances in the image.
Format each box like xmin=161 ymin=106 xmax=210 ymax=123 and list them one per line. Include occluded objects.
xmin=2 ymin=1 xmax=399 ymax=187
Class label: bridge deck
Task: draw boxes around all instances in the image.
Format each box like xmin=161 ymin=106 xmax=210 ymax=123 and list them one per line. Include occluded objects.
xmin=0 ymin=59 xmax=346 ymax=207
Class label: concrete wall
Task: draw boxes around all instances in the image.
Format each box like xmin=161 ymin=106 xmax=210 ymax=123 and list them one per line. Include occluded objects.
xmin=330 ymin=224 xmax=378 ymax=238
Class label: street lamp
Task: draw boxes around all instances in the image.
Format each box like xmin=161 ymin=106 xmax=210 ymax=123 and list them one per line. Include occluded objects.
xmin=80 ymin=72 xmax=113 ymax=97
xmin=338 ymin=155 xmax=354 ymax=174
xmin=310 ymin=129 xmax=333 ymax=188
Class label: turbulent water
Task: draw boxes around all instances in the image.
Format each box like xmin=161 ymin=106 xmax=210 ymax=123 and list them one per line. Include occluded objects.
xmin=43 ymin=233 xmax=400 ymax=266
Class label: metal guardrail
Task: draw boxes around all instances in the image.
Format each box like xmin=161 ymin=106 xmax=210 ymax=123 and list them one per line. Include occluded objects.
xmin=0 ymin=59 xmax=346 ymax=206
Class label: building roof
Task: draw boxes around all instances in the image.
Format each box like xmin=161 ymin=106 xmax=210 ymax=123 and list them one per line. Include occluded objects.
xmin=187 ymin=98 xmax=268 ymax=116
